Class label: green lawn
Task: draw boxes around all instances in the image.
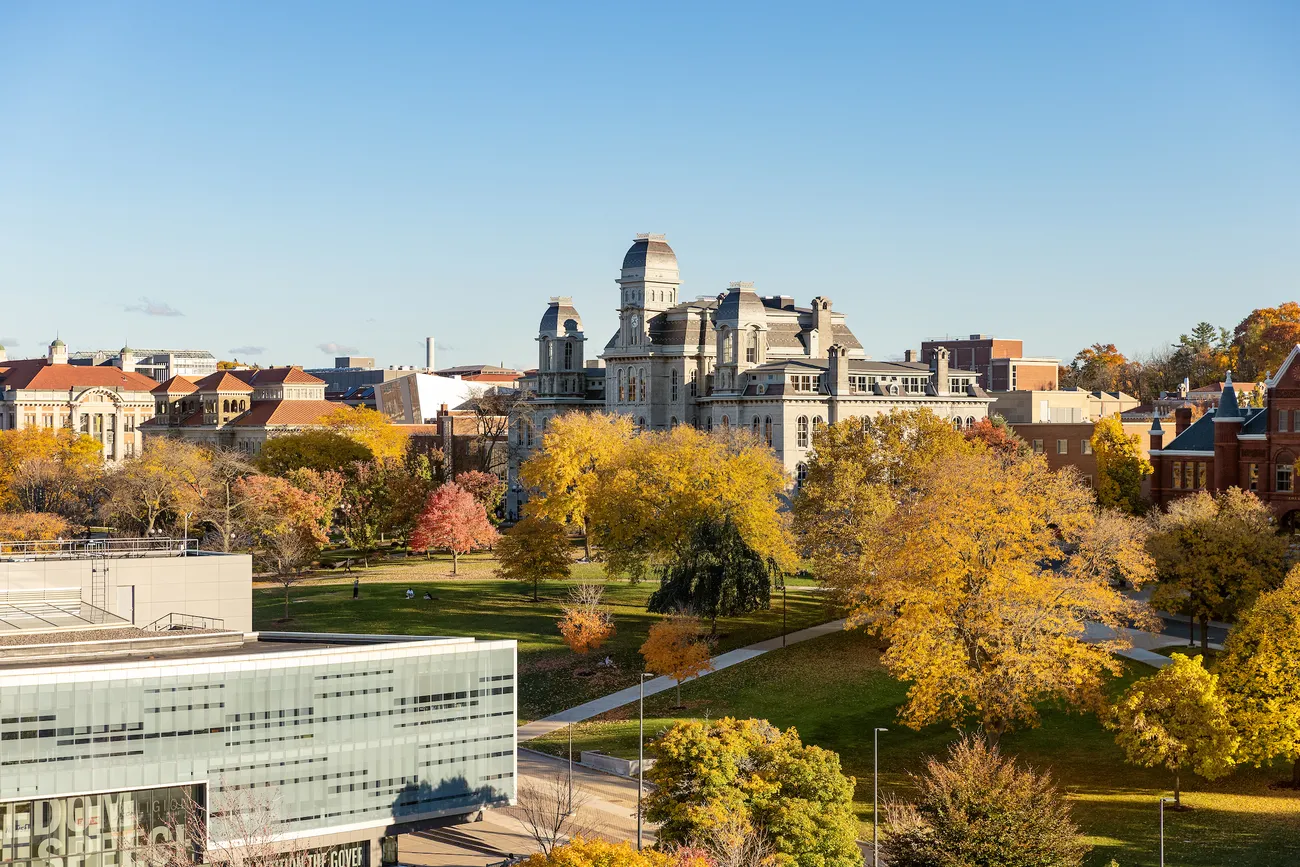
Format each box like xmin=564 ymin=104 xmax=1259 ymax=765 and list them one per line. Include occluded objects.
xmin=527 ymin=629 xmax=1300 ymax=867
xmin=252 ymin=554 xmax=833 ymax=721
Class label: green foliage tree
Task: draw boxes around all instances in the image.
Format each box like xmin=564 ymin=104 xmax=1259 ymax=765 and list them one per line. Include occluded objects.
xmin=1109 ymin=653 xmax=1238 ymax=806
xmin=645 ymin=717 xmax=861 ymax=867
xmin=257 ymin=430 xmax=372 ymax=475
xmin=336 ymin=459 xmax=394 ymax=566
xmin=647 ymin=517 xmax=779 ymax=633
xmin=1147 ymin=488 xmax=1291 ymax=649
xmin=454 ymin=470 xmax=506 ymax=524
xmin=1091 ymin=415 xmax=1152 ymax=514
xmin=1217 ymin=566 xmax=1300 ymax=787
xmin=881 ymin=737 xmax=1089 ymax=867
xmin=495 ymin=516 xmax=571 ymax=601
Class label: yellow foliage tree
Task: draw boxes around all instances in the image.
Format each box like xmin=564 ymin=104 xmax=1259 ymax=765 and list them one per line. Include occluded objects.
xmin=1091 ymin=415 xmax=1151 ymax=514
xmin=1110 ymin=653 xmax=1238 ymax=806
xmin=0 ymin=427 xmax=104 ymax=518
xmin=588 ymin=425 xmax=794 ymax=581
xmin=320 ymin=405 xmax=409 ymax=461
xmin=0 ymin=513 xmax=71 ymax=548
xmin=1217 ymin=566 xmax=1300 ymax=787
xmin=520 ymin=411 xmax=635 ymax=559
xmin=519 ymin=837 xmax=699 ymax=867
xmin=495 ymin=515 xmax=572 ymax=601
xmin=793 ymin=408 xmax=971 ymax=591
xmin=833 ymin=448 xmax=1156 ymax=740
xmin=557 ymin=584 xmax=614 ymax=656
xmin=641 ymin=614 xmax=713 ymax=706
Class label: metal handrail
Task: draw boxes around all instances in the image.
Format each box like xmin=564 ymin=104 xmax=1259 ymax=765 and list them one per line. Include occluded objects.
xmin=144 ymin=612 xmax=226 ymax=632
xmin=0 ymin=538 xmax=198 ymax=559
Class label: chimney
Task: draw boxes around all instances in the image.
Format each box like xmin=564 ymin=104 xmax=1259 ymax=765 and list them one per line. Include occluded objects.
xmin=933 ymin=346 xmax=950 ymax=395
xmin=904 ymin=349 xmax=917 ymax=363
xmin=1174 ymin=405 xmax=1193 ymax=436
xmin=828 ymin=344 xmax=849 ymax=395
xmin=426 ymin=337 xmax=435 ymax=371
xmin=810 ymin=297 xmax=833 ymax=358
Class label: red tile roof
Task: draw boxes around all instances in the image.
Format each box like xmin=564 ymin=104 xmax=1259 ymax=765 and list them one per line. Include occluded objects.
xmin=232 ymin=367 xmax=326 ymax=386
xmin=151 ymin=375 xmax=200 ymax=395
xmin=230 ymin=399 xmax=342 ymax=427
xmin=193 ymin=371 xmax=255 ymax=393
xmin=0 ymin=359 xmax=158 ymax=392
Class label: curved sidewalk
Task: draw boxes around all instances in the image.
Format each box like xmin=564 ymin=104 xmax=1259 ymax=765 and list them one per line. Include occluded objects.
xmin=517 ymin=619 xmax=845 ymax=741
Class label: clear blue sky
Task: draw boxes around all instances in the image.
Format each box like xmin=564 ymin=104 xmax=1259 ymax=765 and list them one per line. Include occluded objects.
xmin=1 ymin=1 xmax=1296 ymax=370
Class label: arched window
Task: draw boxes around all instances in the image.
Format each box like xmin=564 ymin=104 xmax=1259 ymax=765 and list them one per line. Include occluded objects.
xmin=752 ymin=417 xmax=760 ymax=437
xmin=967 ymin=416 xmax=976 ymax=428
xmin=795 ymin=463 xmax=808 ymax=486
xmin=689 ymin=369 xmax=698 ymax=397
xmin=747 ymin=328 xmax=760 ymax=363
xmin=706 ymin=417 xmax=713 ymax=433
xmin=638 ymin=416 xmax=646 ymax=429
xmin=564 ymin=342 xmax=573 ymax=370
xmin=639 ymin=368 xmax=646 ymax=402
xmin=670 ymin=416 xmax=678 ymax=428
xmin=239 ymin=400 xmax=246 ymax=412
xmin=720 ymin=415 xmax=729 ymax=430
xmin=525 ymin=420 xmax=533 ymax=448
xmin=813 ymin=415 xmax=823 ymax=429
xmin=618 ymin=368 xmax=626 ymax=402
xmin=222 ymin=399 xmax=229 ymax=413
xmin=797 ymin=416 xmax=809 ymax=449
xmin=953 ymin=416 xmax=963 ymax=430
xmin=889 ymin=384 xmax=900 ymax=396
xmin=764 ymin=416 xmax=772 ymax=446
xmin=671 ymin=369 xmax=679 ymax=402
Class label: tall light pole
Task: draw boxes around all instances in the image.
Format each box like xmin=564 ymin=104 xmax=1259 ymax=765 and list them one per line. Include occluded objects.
xmin=1160 ymin=797 xmax=1173 ymax=867
xmin=873 ymin=727 xmax=888 ymax=867
xmin=637 ymin=672 xmax=653 ymax=851
xmin=567 ymin=719 xmax=574 ymax=812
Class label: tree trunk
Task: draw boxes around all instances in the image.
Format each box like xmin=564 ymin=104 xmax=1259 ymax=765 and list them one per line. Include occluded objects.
xmin=1174 ymin=772 xmax=1181 ymax=807
xmin=582 ymin=519 xmax=591 ymax=560
xmin=1293 ymin=757 xmax=1300 ymax=788
xmin=676 ymin=680 xmax=681 ymax=707
xmin=283 ymin=583 xmax=290 ymax=620
xmin=1189 ymin=615 xmax=1195 ymax=647
xmin=533 ymin=576 xmax=539 ymax=603
xmin=452 ymin=549 xmax=459 ymax=575
xmin=1200 ymin=614 xmax=1209 ymax=651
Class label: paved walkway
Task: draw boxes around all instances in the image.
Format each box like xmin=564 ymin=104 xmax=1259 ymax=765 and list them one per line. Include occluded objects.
xmin=517 ymin=619 xmax=845 ymax=741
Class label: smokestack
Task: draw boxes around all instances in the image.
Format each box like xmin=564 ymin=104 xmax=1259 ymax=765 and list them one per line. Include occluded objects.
xmin=426 ymin=337 xmax=435 ymax=371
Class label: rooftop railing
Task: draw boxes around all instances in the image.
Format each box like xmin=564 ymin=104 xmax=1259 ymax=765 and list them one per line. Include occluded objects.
xmin=0 ymin=537 xmax=199 ymax=559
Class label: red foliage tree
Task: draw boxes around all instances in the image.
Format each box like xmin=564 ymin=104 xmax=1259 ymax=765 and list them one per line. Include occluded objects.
xmin=409 ymin=483 xmax=499 ymax=574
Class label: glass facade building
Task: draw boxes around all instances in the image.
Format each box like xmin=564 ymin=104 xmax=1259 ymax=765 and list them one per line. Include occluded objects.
xmin=0 ymin=636 xmax=517 ymax=866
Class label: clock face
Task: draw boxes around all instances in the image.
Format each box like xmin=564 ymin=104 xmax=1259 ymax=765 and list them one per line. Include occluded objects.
xmin=630 ymin=314 xmax=640 ymax=331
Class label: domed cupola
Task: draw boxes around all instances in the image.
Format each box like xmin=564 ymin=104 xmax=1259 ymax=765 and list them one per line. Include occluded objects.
xmin=537 ymin=297 xmax=587 ymax=391
xmin=616 ymin=233 xmax=682 ymax=349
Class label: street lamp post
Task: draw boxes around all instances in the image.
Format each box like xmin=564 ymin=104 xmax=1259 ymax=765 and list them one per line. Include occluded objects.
xmin=567 ymin=719 xmax=573 ymax=812
xmin=782 ymin=580 xmax=788 ymax=648
xmin=873 ymin=727 xmax=888 ymax=867
xmin=637 ymin=672 xmax=653 ymax=851
xmin=1160 ymin=797 xmax=1173 ymax=867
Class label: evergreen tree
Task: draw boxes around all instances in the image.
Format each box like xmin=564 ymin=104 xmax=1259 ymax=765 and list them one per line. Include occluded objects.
xmin=647 ymin=517 xmax=778 ymax=633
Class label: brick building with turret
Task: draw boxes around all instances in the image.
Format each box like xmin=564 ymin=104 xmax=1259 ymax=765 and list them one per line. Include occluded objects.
xmin=1149 ymin=344 xmax=1300 ymax=531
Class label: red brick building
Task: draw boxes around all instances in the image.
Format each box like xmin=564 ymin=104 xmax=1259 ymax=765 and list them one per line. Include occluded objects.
xmin=920 ymin=335 xmax=1058 ymax=391
xmin=1150 ymin=345 xmax=1300 ymax=530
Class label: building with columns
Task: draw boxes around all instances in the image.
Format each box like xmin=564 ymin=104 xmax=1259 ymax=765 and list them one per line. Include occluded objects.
xmin=506 ymin=234 xmax=993 ymax=516
xmin=1149 ymin=345 xmax=1300 ymax=530
xmin=0 ymin=340 xmax=157 ymax=462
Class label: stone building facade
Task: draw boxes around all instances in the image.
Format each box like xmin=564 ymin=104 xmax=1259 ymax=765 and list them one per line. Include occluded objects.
xmin=0 ymin=341 xmax=157 ymax=462
xmin=506 ymin=234 xmax=994 ymax=516
xmin=143 ymin=366 xmax=341 ymax=453
xmin=1149 ymin=345 xmax=1300 ymax=530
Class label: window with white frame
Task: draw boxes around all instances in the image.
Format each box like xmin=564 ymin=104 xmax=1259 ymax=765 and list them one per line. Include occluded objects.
xmin=797 ymin=416 xmax=809 ymax=448
xmin=1279 ymin=462 xmax=1294 ymax=493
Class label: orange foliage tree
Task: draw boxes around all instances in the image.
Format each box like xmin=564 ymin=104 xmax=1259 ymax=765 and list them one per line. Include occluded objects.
xmin=557 ymin=584 xmax=614 ymax=656
xmin=640 ymin=614 xmax=713 ymax=706
xmin=0 ymin=512 xmax=71 ymax=548
xmin=408 ymin=483 xmax=498 ymax=574
xmin=1233 ymin=302 xmax=1300 ymax=380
